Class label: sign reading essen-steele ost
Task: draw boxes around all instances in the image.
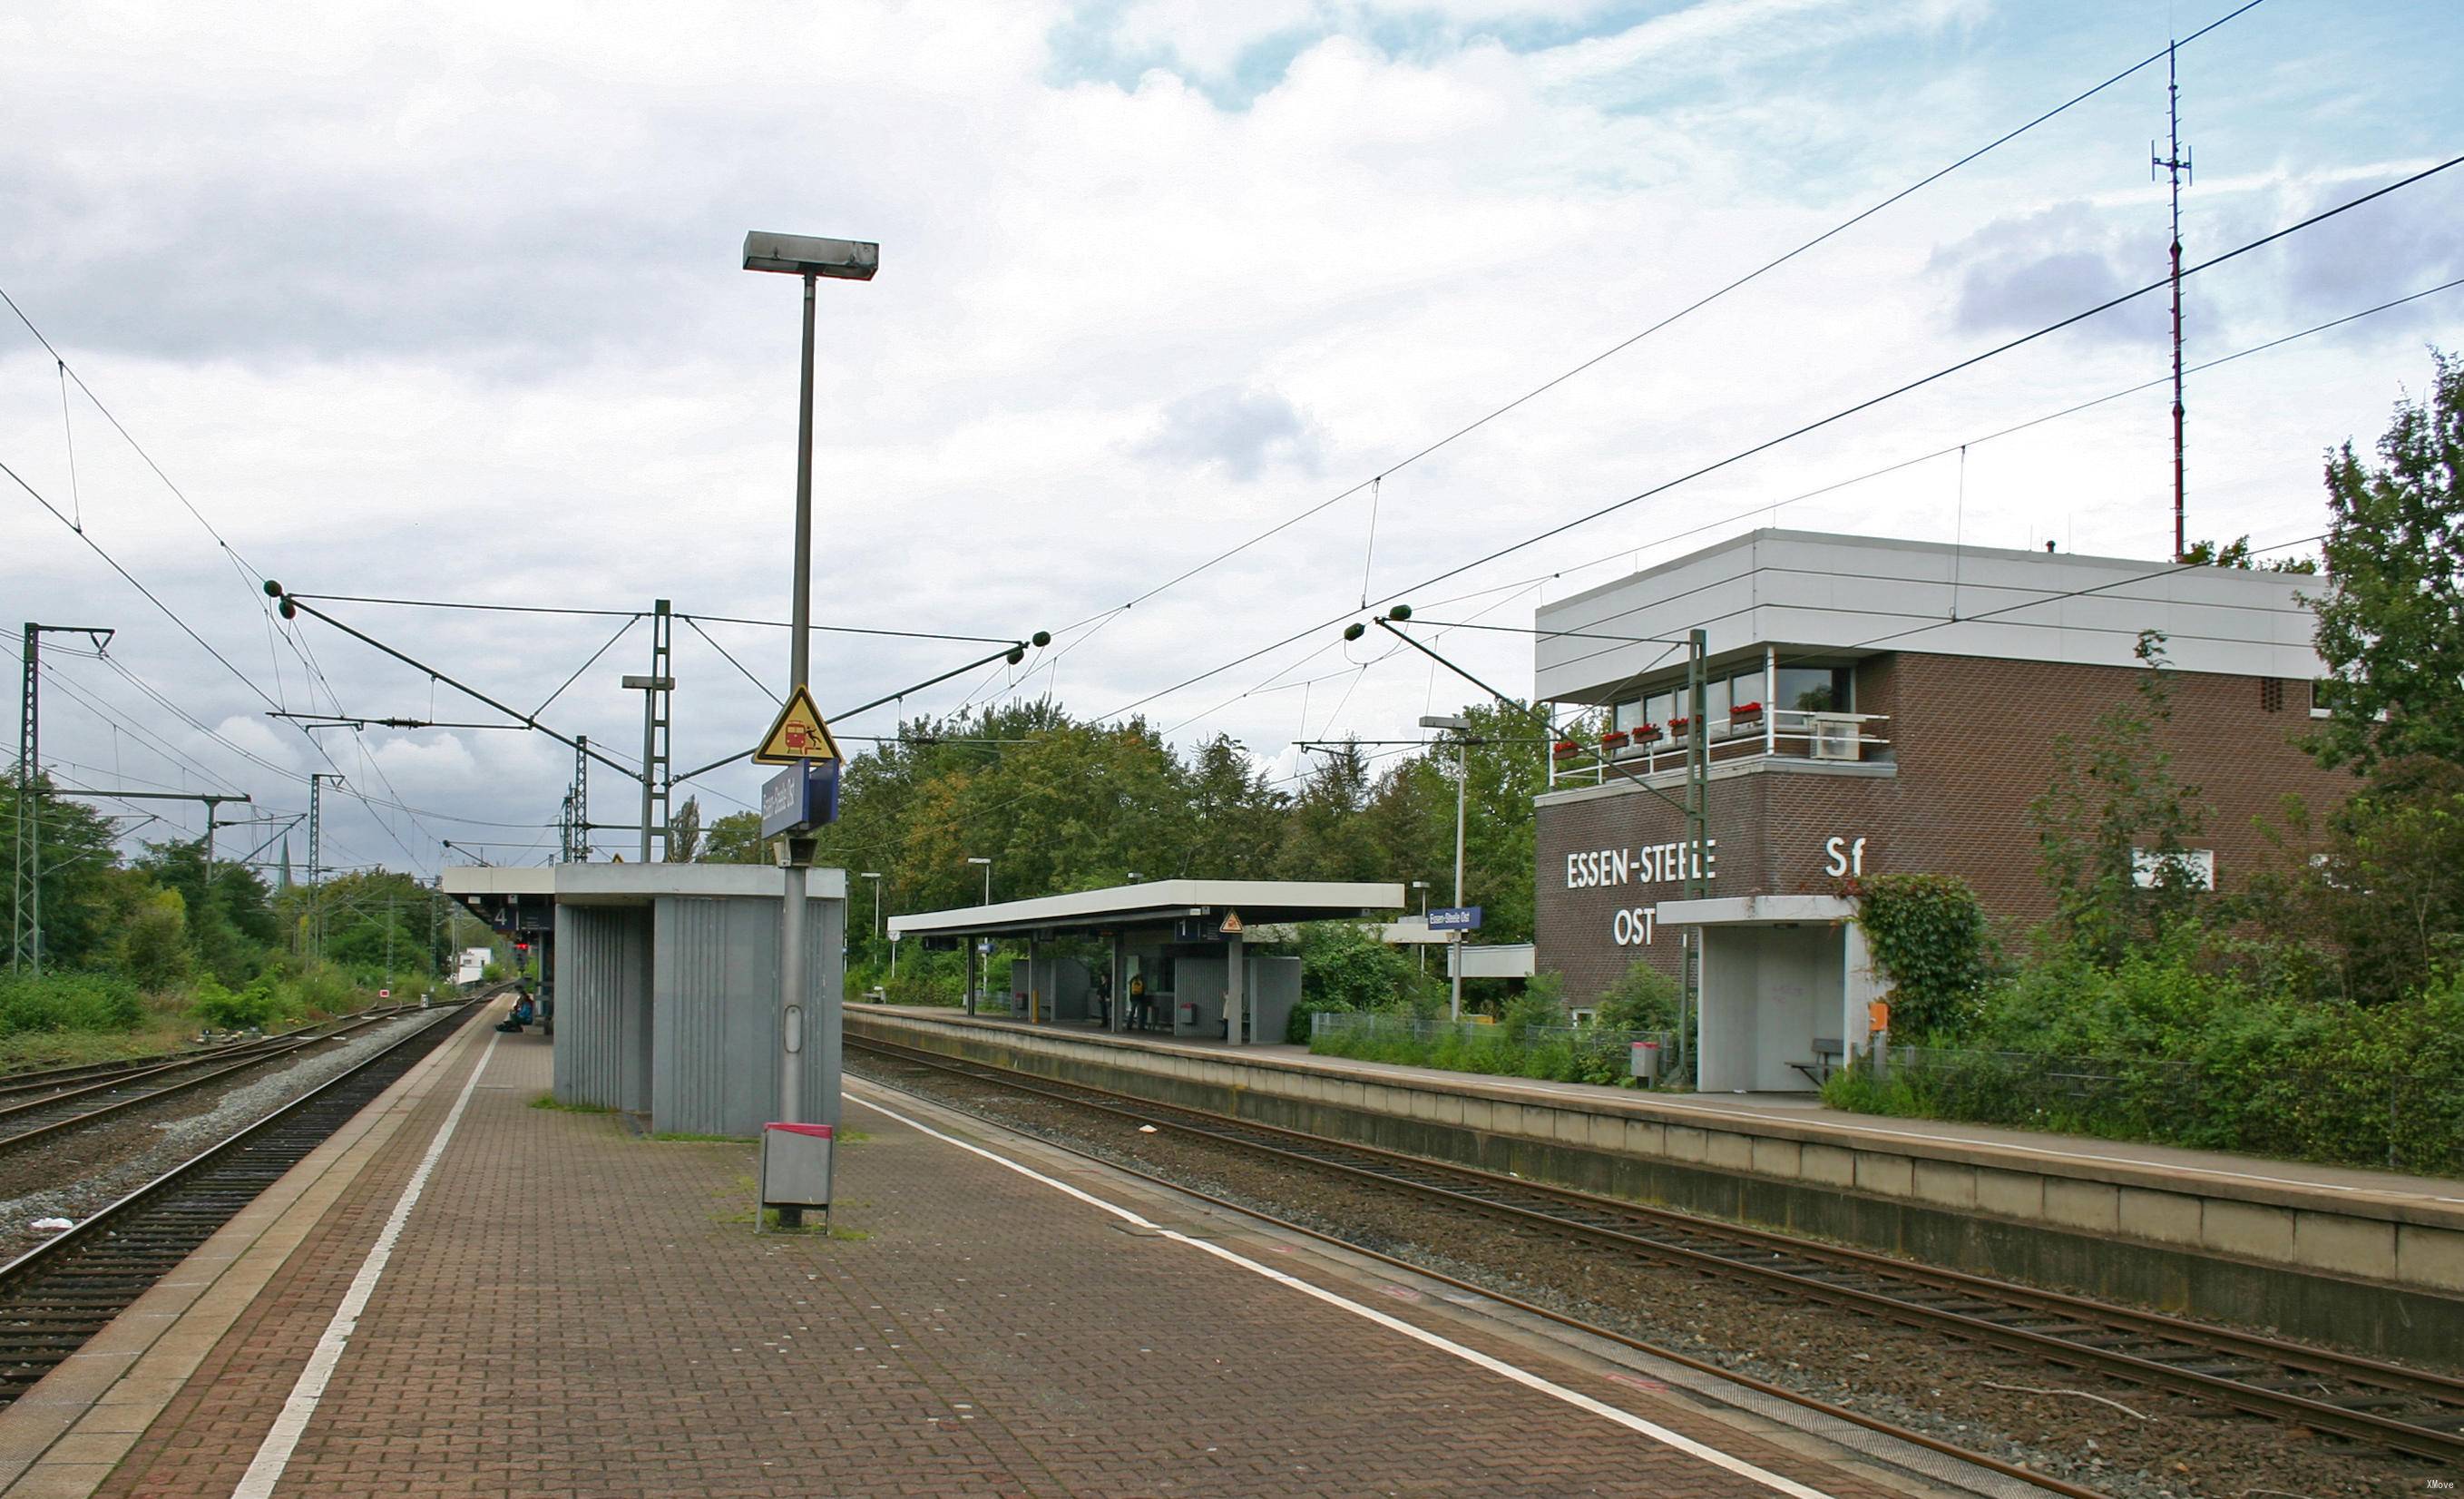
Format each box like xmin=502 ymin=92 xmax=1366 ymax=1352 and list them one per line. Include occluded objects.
xmin=1563 ymin=838 xmax=1717 ymax=948
xmin=1562 ymin=838 xmax=1717 ymax=891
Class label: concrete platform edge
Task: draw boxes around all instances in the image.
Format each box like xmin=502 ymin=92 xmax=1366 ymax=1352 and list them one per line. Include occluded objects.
xmin=0 ymin=1004 xmax=492 ymax=1498
xmin=852 ymin=1006 xmax=2464 ymax=1365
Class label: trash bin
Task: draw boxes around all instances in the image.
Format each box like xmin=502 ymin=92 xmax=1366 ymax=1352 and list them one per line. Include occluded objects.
xmin=1630 ymin=1040 xmax=1661 ymax=1085
xmin=758 ymin=1122 xmax=833 ymax=1230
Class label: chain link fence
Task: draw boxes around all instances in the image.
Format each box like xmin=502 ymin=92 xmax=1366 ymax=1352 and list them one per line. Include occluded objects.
xmin=1870 ymin=1045 xmax=2464 ymax=1177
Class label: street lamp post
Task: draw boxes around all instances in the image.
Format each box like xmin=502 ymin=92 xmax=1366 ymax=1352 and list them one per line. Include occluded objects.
xmin=965 ymin=857 xmax=993 ymax=1012
xmin=1420 ymin=714 xmax=1471 ymax=1021
xmin=862 ymin=867 xmax=882 ymax=995
xmin=742 ymin=230 xmax=877 ymax=1176
xmin=1410 ymin=879 xmax=1430 ymax=977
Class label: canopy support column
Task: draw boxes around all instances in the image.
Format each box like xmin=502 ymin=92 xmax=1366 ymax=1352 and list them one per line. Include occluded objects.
xmin=1226 ymin=929 xmax=1246 ymax=1045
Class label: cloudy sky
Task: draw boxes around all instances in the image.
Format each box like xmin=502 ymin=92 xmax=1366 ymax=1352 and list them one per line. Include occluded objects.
xmin=4 ymin=0 xmax=2459 ymax=879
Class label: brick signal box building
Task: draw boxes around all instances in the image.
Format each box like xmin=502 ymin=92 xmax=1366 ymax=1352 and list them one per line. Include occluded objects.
xmin=1532 ymin=530 xmax=2353 ymax=1010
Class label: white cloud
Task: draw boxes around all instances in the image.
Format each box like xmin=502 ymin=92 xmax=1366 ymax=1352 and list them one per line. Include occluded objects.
xmin=4 ymin=0 xmax=2459 ymax=872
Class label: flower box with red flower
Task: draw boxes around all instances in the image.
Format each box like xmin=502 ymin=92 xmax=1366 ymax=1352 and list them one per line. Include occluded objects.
xmin=1730 ymin=701 xmax=1765 ymax=724
xmin=1551 ymin=739 xmax=1579 ymax=759
xmin=1668 ymin=716 xmax=1693 ymax=737
xmin=1599 ymin=730 xmax=1631 ymax=751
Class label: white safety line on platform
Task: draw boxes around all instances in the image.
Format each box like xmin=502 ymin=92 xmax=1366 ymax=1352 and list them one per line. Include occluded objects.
xmin=230 ymin=1026 xmax=503 ymax=1499
xmin=845 ymin=1084 xmax=1842 ymax=1499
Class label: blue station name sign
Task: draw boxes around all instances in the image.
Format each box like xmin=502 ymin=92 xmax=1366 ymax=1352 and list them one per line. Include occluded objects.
xmin=759 ymin=758 xmax=842 ymax=838
xmin=1427 ymin=906 xmax=1482 ymax=933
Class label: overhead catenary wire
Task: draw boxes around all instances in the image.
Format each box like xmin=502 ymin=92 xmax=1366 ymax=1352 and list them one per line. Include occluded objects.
xmin=1093 ymin=152 xmax=2464 ymax=729
xmin=1528 ymin=271 xmax=2464 ymax=624
xmin=1377 ymin=152 xmax=2464 ymax=609
xmin=1046 ymin=0 xmax=2274 ymax=649
xmin=1356 ymin=269 xmax=2464 ymax=649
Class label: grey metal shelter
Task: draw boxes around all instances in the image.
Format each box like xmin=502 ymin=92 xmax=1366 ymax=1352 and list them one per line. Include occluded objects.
xmin=888 ymin=879 xmax=1404 ymax=1046
xmin=444 ymin=864 xmax=847 ymax=1135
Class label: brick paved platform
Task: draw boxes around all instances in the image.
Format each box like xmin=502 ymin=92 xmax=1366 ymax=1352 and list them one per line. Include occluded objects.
xmin=1 ymin=997 xmax=1975 ymax=1499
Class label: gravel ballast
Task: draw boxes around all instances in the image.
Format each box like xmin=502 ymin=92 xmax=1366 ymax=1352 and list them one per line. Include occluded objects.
xmin=0 ymin=1010 xmax=455 ymax=1265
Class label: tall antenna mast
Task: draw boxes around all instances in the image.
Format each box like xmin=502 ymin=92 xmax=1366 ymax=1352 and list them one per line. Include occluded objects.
xmin=2153 ymin=40 xmax=2193 ymax=562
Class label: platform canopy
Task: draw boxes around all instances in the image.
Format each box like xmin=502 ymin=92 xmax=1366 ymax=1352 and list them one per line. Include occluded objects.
xmin=887 ymin=878 xmax=1405 ymax=943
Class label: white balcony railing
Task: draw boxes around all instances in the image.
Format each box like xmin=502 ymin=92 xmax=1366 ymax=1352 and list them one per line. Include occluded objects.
xmin=1549 ymin=709 xmax=1891 ymax=788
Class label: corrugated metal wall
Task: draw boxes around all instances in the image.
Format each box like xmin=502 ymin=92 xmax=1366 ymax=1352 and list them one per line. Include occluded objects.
xmin=649 ymin=892 xmax=846 ymax=1137
xmin=652 ymin=896 xmax=775 ymax=1138
xmin=553 ymin=905 xmax=651 ymax=1112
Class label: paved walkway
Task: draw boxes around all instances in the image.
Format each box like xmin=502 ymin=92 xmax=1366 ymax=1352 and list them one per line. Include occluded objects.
xmin=5 ymin=1001 xmax=1961 ymax=1499
xmin=896 ymin=1006 xmax=2464 ymax=1210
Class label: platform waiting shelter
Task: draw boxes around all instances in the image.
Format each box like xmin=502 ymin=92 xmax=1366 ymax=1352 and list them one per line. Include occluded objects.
xmin=444 ymin=863 xmax=847 ymax=1134
xmin=1654 ymin=895 xmax=1885 ymax=1092
xmin=888 ymin=880 xmax=1404 ymax=1046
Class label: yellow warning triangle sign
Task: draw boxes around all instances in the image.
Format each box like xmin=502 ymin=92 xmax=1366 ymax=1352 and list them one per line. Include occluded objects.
xmin=754 ymin=685 xmax=843 ymax=765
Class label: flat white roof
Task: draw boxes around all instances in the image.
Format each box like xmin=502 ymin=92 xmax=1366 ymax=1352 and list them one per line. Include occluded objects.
xmin=441 ymin=863 xmax=848 ymax=906
xmin=889 ymin=878 xmax=1405 ymax=939
xmin=1536 ymin=528 xmax=2327 ymax=702
xmin=1657 ymin=895 xmax=1856 ymax=926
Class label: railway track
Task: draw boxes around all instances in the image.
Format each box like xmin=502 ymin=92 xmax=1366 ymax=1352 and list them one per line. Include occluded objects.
xmin=0 ymin=997 xmax=489 ymax=1408
xmin=849 ymin=1035 xmax=2464 ymax=1469
xmin=0 ymin=1005 xmax=429 ymax=1152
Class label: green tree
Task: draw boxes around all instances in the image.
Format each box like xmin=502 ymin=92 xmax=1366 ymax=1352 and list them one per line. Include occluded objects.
xmin=2028 ymin=632 xmax=2209 ymax=965
xmin=308 ymin=869 xmax=442 ymax=982
xmin=703 ymin=810 xmax=766 ymax=864
xmin=2311 ymin=351 xmax=2464 ymax=771
xmin=0 ymin=776 xmax=127 ymax=970
xmin=669 ymin=796 xmax=703 ymax=863
xmin=1276 ymin=740 xmax=1380 ymax=881
xmin=120 ymin=887 xmax=191 ymax=990
xmin=2181 ymin=535 xmax=2318 ymax=573
xmin=2250 ymin=757 xmax=2464 ymax=1006
xmin=137 ymin=839 xmax=276 ymax=984
xmin=1180 ymin=735 xmax=1286 ymax=878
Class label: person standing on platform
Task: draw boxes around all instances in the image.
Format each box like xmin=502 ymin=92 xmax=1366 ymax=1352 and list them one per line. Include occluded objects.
xmin=1127 ymin=974 xmax=1151 ymax=1031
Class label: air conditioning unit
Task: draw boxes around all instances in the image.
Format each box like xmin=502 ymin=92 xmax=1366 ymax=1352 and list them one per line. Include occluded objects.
xmin=1808 ymin=714 xmax=1860 ymax=760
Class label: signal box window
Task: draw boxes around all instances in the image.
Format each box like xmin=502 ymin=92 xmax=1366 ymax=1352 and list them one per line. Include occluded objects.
xmin=1775 ymin=666 xmax=1852 ymax=713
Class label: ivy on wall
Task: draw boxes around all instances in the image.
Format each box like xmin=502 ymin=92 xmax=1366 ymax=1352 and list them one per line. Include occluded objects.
xmin=1854 ymin=872 xmax=1992 ymax=1036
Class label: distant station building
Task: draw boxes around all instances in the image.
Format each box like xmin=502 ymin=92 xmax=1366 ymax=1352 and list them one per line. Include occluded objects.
xmin=889 ymin=880 xmax=1404 ymax=1046
xmin=1531 ymin=530 xmax=2349 ymax=1088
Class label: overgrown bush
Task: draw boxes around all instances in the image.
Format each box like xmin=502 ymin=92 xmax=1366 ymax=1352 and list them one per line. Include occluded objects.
xmin=1592 ymin=961 xmax=1678 ymax=1032
xmin=0 ymin=971 xmax=145 ymax=1035
xmin=1824 ymin=936 xmax=2464 ymax=1171
xmin=119 ymin=889 xmax=191 ymax=991
xmin=1286 ymin=922 xmax=1413 ymax=1041
xmin=884 ymin=970 xmax=961 ymax=1007
xmin=191 ymin=976 xmax=304 ymax=1032
xmin=1854 ymin=874 xmax=1992 ymax=1036
xmin=1310 ymin=969 xmax=1648 ymax=1088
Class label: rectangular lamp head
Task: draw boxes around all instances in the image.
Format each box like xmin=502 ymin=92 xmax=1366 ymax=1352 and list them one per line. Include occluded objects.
xmin=743 ymin=230 xmax=880 ymax=279
xmin=1419 ymin=714 xmax=1472 ymax=731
